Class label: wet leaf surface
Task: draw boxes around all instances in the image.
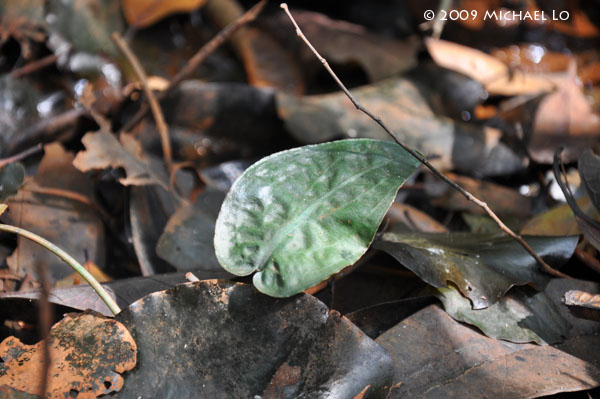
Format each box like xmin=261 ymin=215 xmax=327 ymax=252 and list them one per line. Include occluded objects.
xmin=110 ymin=280 xmax=392 ymax=398
xmin=374 ymin=232 xmax=578 ymax=309
xmin=157 ymin=188 xmax=228 ymax=272
xmin=0 ymin=312 xmax=137 ymax=398
xmin=438 ymin=285 xmax=570 ymax=344
xmin=377 ymin=279 xmax=600 ymax=398
xmin=215 ymin=139 xmax=419 ymax=297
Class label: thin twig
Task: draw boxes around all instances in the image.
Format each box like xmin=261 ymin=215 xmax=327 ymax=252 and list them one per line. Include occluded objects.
xmin=280 ymin=3 xmax=569 ymax=279
xmin=37 ymin=261 xmax=52 ymax=399
xmin=0 ymin=144 xmax=43 ymax=168
xmin=11 ymin=54 xmax=59 ymax=79
xmin=121 ymin=0 xmax=267 ymax=132
xmin=112 ymin=32 xmax=172 ymax=172
xmin=0 ymin=224 xmax=121 ymax=315
xmin=574 ymin=248 xmax=600 ymax=274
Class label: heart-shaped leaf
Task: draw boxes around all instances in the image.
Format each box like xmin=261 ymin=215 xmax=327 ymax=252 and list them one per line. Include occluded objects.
xmin=214 ymin=139 xmax=420 ymax=297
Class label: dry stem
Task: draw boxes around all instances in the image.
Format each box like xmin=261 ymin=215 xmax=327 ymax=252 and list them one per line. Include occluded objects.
xmin=112 ymin=32 xmax=172 ymax=172
xmin=280 ymin=3 xmax=569 ymax=279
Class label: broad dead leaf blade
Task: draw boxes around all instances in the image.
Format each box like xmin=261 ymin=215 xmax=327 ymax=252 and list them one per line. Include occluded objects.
xmin=111 ymin=280 xmax=393 ymax=398
xmin=374 ymin=232 xmax=577 ymax=309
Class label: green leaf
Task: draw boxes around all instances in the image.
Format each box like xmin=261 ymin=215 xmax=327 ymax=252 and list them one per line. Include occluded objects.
xmin=0 ymin=163 xmax=25 ymax=202
xmin=374 ymin=232 xmax=578 ymax=309
xmin=214 ymin=139 xmax=420 ymax=297
xmin=437 ymin=285 xmax=570 ymax=345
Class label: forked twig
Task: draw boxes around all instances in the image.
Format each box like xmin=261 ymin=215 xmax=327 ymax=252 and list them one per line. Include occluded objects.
xmin=112 ymin=32 xmax=172 ymax=172
xmin=121 ymin=0 xmax=268 ymax=133
xmin=280 ymin=3 xmax=569 ymax=279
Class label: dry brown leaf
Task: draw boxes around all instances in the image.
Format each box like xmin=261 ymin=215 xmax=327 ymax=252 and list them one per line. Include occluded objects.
xmin=531 ymin=61 xmax=600 ymax=163
xmin=56 ymin=260 xmax=112 ymax=288
xmin=73 ymin=130 xmax=169 ymax=189
xmin=386 ymin=203 xmax=448 ymax=233
xmin=0 ymin=312 xmax=137 ymax=398
xmin=6 ymin=144 xmax=105 ymax=283
xmin=204 ymin=0 xmax=304 ymax=95
xmin=426 ymin=38 xmax=555 ymax=96
xmin=121 ymin=0 xmax=205 ymax=28
xmin=428 ymin=172 xmax=532 ymax=218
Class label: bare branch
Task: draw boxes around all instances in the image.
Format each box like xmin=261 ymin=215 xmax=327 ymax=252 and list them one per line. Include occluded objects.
xmin=280 ymin=3 xmax=569 ymax=279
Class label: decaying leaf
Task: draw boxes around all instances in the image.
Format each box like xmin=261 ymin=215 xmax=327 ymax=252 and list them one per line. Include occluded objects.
xmin=520 ymin=195 xmax=598 ymax=236
xmin=129 ymin=185 xmax=176 ymax=276
xmin=438 ymin=285 xmax=570 ymax=345
xmin=427 ymin=173 xmax=532 ymax=218
xmin=205 ymin=0 xmax=303 ymax=95
xmin=531 ymin=62 xmax=600 ymax=163
xmin=0 ymin=312 xmax=137 ymax=398
xmin=110 ymin=280 xmax=392 ymax=398
xmin=73 ymin=129 xmax=169 ymax=189
xmin=425 ymin=38 xmax=555 ymax=96
xmin=263 ymin=10 xmax=418 ymax=82
xmin=0 ymin=162 xmax=25 ymax=202
xmin=385 ymin=203 xmax=448 ymax=233
xmin=277 ymin=77 xmax=525 ymax=176
xmin=0 ymin=271 xmax=230 ymax=318
xmin=564 ymin=289 xmax=600 ymax=322
xmin=5 ymin=144 xmax=105 ymax=282
xmin=377 ymin=279 xmax=600 ymax=398
xmin=157 ymin=188 xmax=227 ymax=272
xmin=374 ymin=232 xmax=577 ymax=309
xmin=214 ymin=139 xmax=420 ymax=297
xmin=121 ymin=0 xmax=205 ymax=28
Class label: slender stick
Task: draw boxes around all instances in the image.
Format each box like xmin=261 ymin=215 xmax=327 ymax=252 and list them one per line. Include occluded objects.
xmin=121 ymin=0 xmax=268 ymax=133
xmin=11 ymin=54 xmax=59 ymax=79
xmin=112 ymin=32 xmax=172 ymax=172
xmin=0 ymin=144 xmax=43 ymax=169
xmin=37 ymin=261 xmax=52 ymax=399
xmin=280 ymin=3 xmax=568 ymax=279
xmin=0 ymin=224 xmax=121 ymax=315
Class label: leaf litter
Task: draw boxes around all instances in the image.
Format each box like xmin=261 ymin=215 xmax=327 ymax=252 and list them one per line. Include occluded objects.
xmin=0 ymin=0 xmax=600 ymax=398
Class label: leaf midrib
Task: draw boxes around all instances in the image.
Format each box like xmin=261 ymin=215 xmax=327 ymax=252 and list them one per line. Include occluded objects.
xmin=253 ymin=161 xmax=388 ymax=271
